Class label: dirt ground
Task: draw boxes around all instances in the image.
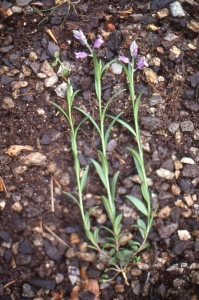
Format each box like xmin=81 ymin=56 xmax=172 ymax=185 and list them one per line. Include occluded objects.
xmin=0 ymin=0 xmax=199 ymax=299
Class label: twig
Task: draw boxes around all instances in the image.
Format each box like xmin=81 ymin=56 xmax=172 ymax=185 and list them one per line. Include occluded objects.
xmin=44 ymin=224 xmax=70 ymax=248
xmin=50 ymin=176 xmax=54 ymax=212
xmin=4 ymin=280 xmax=16 ymax=289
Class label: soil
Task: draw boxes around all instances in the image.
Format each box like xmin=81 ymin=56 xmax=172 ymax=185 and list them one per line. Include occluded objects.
xmin=0 ymin=0 xmax=199 ymax=299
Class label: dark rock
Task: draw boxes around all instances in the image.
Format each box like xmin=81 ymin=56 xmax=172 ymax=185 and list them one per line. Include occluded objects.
xmin=1 ymin=75 xmax=13 ymax=85
xmin=22 ymin=283 xmax=35 ymax=298
xmin=23 ymin=186 xmax=34 ymax=198
xmin=171 ymin=236 xmax=194 ymax=255
xmin=150 ymin=0 xmax=173 ymax=10
xmin=19 ymin=238 xmax=33 ymax=254
xmin=16 ymin=253 xmax=31 ymax=265
xmin=56 ymin=3 xmax=69 ymax=16
xmin=170 ymin=18 xmax=187 ymax=30
xmin=21 ymin=87 xmax=34 ymax=101
xmin=107 ymin=30 xmax=123 ymax=51
xmin=40 ymin=50 xmax=50 ymax=61
xmin=30 ymin=62 xmax=41 ymax=74
xmin=47 ymin=42 xmax=60 ymax=58
xmin=2 ymin=57 xmax=14 ymax=69
xmin=180 ymin=179 xmax=195 ymax=194
xmin=4 ymin=249 xmax=12 ymax=263
xmin=1 ymin=1 xmax=12 ymax=9
xmin=184 ymin=101 xmax=199 ymax=112
xmin=44 ymin=239 xmax=63 ymax=261
xmin=16 ymin=0 xmax=31 ymax=5
xmin=141 ymin=116 xmax=163 ymax=131
xmin=192 ymin=204 xmax=199 ymax=218
xmin=183 ymin=90 xmax=195 ymax=100
xmin=182 ymin=165 xmax=199 ymax=178
xmin=148 ymin=230 xmax=161 ymax=241
xmin=0 ymin=231 xmax=11 ymax=242
xmin=105 ymin=47 xmax=114 ymax=59
xmin=12 ymin=192 xmax=21 ymax=202
xmin=12 ymin=213 xmax=27 ymax=232
xmin=189 ymin=72 xmax=199 ymax=87
xmin=87 ymin=267 xmax=101 ymax=278
xmin=40 ymin=134 xmax=50 ymax=145
xmin=2 ymin=35 xmax=12 ymax=47
xmin=171 ymin=207 xmax=181 ymax=223
xmin=50 ymin=16 xmax=62 ymax=25
xmin=128 ymin=14 xmax=143 ymax=23
xmin=157 ymin=223 xmax=178 ymax=239
xmin=142 ymin=15 xmax=155 ymax=25
xmin=28 ymin=278 xmax=55 ymax=290
xmin=195 ymin=241 xmax=199 ymax=252
xmin=162 ymin=159 xmax=174 ymax=171
xmin=9 ymin=53 xmax=21 ymax=68
xmin=184 ymin=250 xmax=195 ymax=263
xmin=0 ymin=45 xmax=14 ymax=53
xmin=78 ymin=290 xmax=96 ymax=300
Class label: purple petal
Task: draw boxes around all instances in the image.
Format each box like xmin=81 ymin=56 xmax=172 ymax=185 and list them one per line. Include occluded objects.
xmin=93 ymin=36 xmax=104 ymax=48
xmin=75 ymin=52 xmax=88 ymax=59
xmin=119 ymin=55 xmax=130 ymax=64
xmin=137 ymin=57 xmax=148 ymax=69
xmin=73 ymin=29 xmax=87 ymax=45
xmin=130 ymin=41 xmax=138 ymax=57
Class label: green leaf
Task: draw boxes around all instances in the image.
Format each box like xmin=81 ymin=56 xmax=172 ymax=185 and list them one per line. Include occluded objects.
xmin=51 ymin=59 xmax=58 ymax=66
xmin=141 ymin=241 xmax=150 ymax=251
xmin=62 ymin=69 xmax=69 ymax=77
xmin=49 ymin=101 xmax=69 ymax=122
xmin=63 ymin=192 xmax=80 ymax=207
xmin=90 ymin=158 xmax=106 ymax=187
xmin=113 ymin=213 xmax=122 ymax=235
xmin=54 ymin=51 xmax=60 ymax=58
xmin=86 ymin=230 xmax=94 ymax=243
xmin=74 ymin=107 xmax=101 ymax=136
xmin=104 ymin=237 xmax=116 ymax=243
xmin=107 ymin=115 xmax=136 ymax=136
xmin=141 ymin=183 xmax=150 ymax=203
xmin=134 ymin=93 xmax=142 ymax=122
xmin=105 ymin=112 xmax=123 ymax=147
xmin=102 ymin=242 xmax=114 ymax=249
xmin=128 ymin=240 xmax=140 ymax=247
xmin=98 ymin=151 xmax=108 ymax=175
xmin=93 ymin=228 xmax=99 ymax=244
xmin=116 ymin=250 xmax=124 ymax=261
xmin=87 ymin=244 xmax=98 ymax=251
xmin=80 ymin=165 xmax=89 ymax=191
xmin=101 ymin=57 xmax=117 ymax=74
xmin=103 ymin=89 xmax=126 ymax=119
xmin=101 ymin=226 xmax=115 ymax=236
xmin=126 ymin=147 xmax=144 ymax=181
xmin=126 ymin=195 xmax=148 ymax=216
xmin=109 ymin=256 xmax=116 ymax=265
xmin=109 ymin=248 xmax=116 ymax=257
xmin=137 ymin=218 xmax=147 ymax=239
xmin=111 ymin=171 xmax=120 ymax=201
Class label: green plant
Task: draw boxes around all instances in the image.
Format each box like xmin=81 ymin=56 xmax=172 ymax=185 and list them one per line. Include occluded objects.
xmin=52 ymin=51 xmax=70 ymax=78
xmin=50 ymin=30 xmax=155 ymax=284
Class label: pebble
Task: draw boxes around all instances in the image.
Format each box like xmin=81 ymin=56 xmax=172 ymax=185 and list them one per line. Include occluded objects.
xmin=178 ymin=230 xmax=191 ymax=241
xmin=58 ymin=172 xmax=70 ymax=187
xmin=151 ymin=0 xmax=173 ymax=9
xmin=187 ymin=20 xmax=199 ymax=33
xmin=115 ymin=283 xmax=125 ymax=293
xmin=107 ymin=30 xmax=122 ymax=50
xmin=68 ymin=274 xmax=79 ymax=285
xmin=41 ymin=60 xmax=55 ymax=76
xmin=22 ymin=283 xmax=34 ymax=298
xmin=12 ymin=6 xmax=23 ymax=13
xmin=172 ymin=239 xmax=194 ymax=255
xmin=171 ymin=184 xmax=181 ymax=196
xmin=129 ymin=14 xmax=143 ymax=23
xmin=131 ymin=267 xmax=142 ymax=276
xmin=190 ymin=271 xmax=199 ymax=284
xmin=20 ymin=152 xmax=47 ymax=167
xmin=149 ymin=93 xmax=163 ymax=105
xmin=141 ymin=116 xmax=163 ymax=130
xmin=173 ymin=278 xmax=185 ymax=288
xmin=70 ymin=233 xmax=80 ymax=244
xmin=167 ymin=263 xmax=187 ymax=273
xmin=182 ymin=165 xmax=199 ymax=178
xmin=169 ymin=45 xmax=181 ymax=60
xmin=0 ymin=201 xmax=6 ymax=211
xmin=45 ymin=73 xmax=58 ymax=87
xmin=96 ymin=214 xmax=107 ymax=224
xmin=30 ymin=61 xmax=41 ymax=74
xmin=156 ymin=168 xmax=174 ymax=180
xmin=181 ymin=157 xmax=195 ymax=164
xmin=164 ymin=33 xmax=179 ymax=42
xmin=0 ymin=45 xmax=14 ymax=53
xmin=131 ymin=280 xmax=141 ymax=295
xmin=77 ymin=251 xmax=96 ymax=262
xmin=32 ymin=235 xmax=44 ymax=247
xmin=22 ymin=65 xmax=32 ymax=76
xmin=29 ymin=51 xmax=37 ymax=62
xmin=158 ymin=223 xmax=178 ymax=239
xmin=16 ymin=253 xmax=31 ymax=265
xmin=55 ymin=273 xmax=64 ymax=284
xmin=57 ymin=61 xmax=71 ymax=76
xmin=169 ymin=1 xmax=185 ymax=17
xmin=106 ymin=139 xmax=117 ymax=152
xmin=47 ymin=42 xmax=60 ymax=58
xmin=174 ymin=160 xmax=183 ymax=170
xmin=111 ymin=62 xmax=122 ymax=75
xmin=16 ymin=0 xmax=31 ymax=6
xmin=157 ymin=206 xmax=171 ymax=219
xmin=180 ymin=121 xmax=194 ymax=132
xmin=44 ymin=239 xmax=62 ymax=262
xmin=68 ymin=265 xmax=80 ymax=276
xmin=157 ymin=8 xmax=170 ymax=18
xmin=65 ymin=247 xmax=77 ymax=258
xmin=12 ymin=81 xmax=28 ymax=90
xmin=12 ymin=202 xmax=22 ymax=213
xmin=2 ymin=97 xmax=14 ymax=109
xmin=28 ymin=278 xmax=55 ymax=290
xmin=183 ymin=194 xmax=194 ymax=207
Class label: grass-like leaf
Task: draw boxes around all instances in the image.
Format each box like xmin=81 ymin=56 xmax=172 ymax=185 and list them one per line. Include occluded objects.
xmin=126 ymin=147 xmax=144 ymax=181
xmin=105 ymin=112 xmax=123 ymax=148
xmin=63 ymin=192 xmax=80 ymax=208
xmin=90 ymin=158 xmax=106 ymax=187
xmin=141 ymin=183 xmax=150 ymax=204
xmin=80 ymin=165 xmax=89 ymax=192
xmin=74 ymin=107 xmax=101 ymax=136
xmin=126 ymin=195 xmax=148 ymax=216
xmin=111 ymin=171 xmax=120 ymax=200
xmin=107 ymin=115 xmax=136 ymax=136
xmin=133 ymin=93 xmax=142 ymax=122
xmin=113 ymin=213 xmax=122 ymax=236
xmin=49 ymin=101 xmax=69 ymax=123
xmin=93 ymin=228 xmax=99 ymax=244
xmin=136 ymin=218 xmax=147 ymax=239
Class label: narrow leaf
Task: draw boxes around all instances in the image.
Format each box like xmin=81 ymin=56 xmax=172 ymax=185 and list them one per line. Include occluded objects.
xmin=90 ymin=158 xmax=106 ymax=187
xmin=137 ymin=218 xmax=147 ymax=239
xmin=134 ymin=93 xmax=142 ymax=122
xmin=109 ymin=248 xmax=116 ymax=257
xmin=101 ymin=226 xmax=115 ymax=236
xmin=93 ymin=228 xmax=99 ymax=244
xmin=126 ymin=195 xmax=148 ymax=216
xmin=113 ymin=213 xmax=123 ymax=235
xmin=141 ymin=183 xmax=150 ymax=203
xmin=80 ymin=165 xmax=89 ymax=191
xmin=63 ymin=192 xmax=80 ymax=207
xmin=126 ymin=147 xmax=144 ymax=181
xmin=105 ymin=112 xmax=123 ymax=147
xmin=74 ymin=107 xmax=101 ymax=136
xmin=111 ymin=171 xmax=120 ymax=200
xmin=49 ymin=101 xmax=69 ymax=122
xmin=107 ymin=115 xmax=136 ymax=136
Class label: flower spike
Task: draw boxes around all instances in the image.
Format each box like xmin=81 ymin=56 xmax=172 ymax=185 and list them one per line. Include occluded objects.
xmin=93 ymin=36 xmax=104 ymax=49
xmin=73 ymin=29 xmax=87 ymax=46
xmin=137 ymin=57 xmax=149 ymax=69
xmin=119 ymin=55 xmax=130 ymax=64
xmin=130 ymin=41 xmax=138 ymax=58
xmin=75 ymin=52 xmax=89 ymax=59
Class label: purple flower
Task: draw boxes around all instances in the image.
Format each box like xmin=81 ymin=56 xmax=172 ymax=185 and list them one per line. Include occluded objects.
xmin=93 ymin=36 xmax=104 ymax=48
xmin=73 ymin=29 xmax=87 ymax=46
xmin=119 ymin=55 xmax=130 ymax=64
xmin=130 ymin=41 xmax=138 ymax=57
xmin=137 ymin=57 xmax=149 ymax=69
xmin=75 ymin=52 xmax=89 ymax=59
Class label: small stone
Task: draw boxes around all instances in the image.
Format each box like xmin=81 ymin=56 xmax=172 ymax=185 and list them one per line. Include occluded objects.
xmin=163 ymin=33 xmax=179 ymax=42
xmin=44 ymin=240 xmax=62 ymax=262
xmin=171 ymin=184 xmax=181 ymax=196
xmin=158 ymin=223 xmax=178 ymax=239
xmin=47 ymin=42 xmax=60 ymax=58
xmin=28 ymin=279 xmax=55 ymax=290
xmin=169 ymin=1 xmax=185 ymax=17
xmin=29 ymin=51 xmax=37 ymax=62
xmin=187 ymin=20 xmax=199 ymax=33
xmin=131 ymin=280 xmax=141 ymax=295
xmin=106 ymin=30 xmax=122 ymax=51
xmin=149 ymin=93 xmax=163 ymax=105
xmin=183 ymin=194 xmax=194 ymax=207
xmin=68 ymin=274 xmax=79 ymax=285
xmin=12 ymin=202 xmax=22 ymax=213
xmin=20 ymin=152 xmax=47 ymax=167
xmin=55 ymin=273 xmax=64 ymax=284
xmin=190 ymin=271 xmax=199 ymax=284
xmin=45 ymin=73 xmax=58 ymax=87
xmin=0 ymin=45 xmax=14 ymax=53
xmin=15 ymin=253 xmax=31 ymax=265
xmin=22 ymin=65 xmax=32 ymax=76
xmin=156 ymin=168 xmax=174 ymax=180
xmin=70 ymin=233 xmax=80 ymax=244
xmin=16 ymin=0 xmax=31 ymax=6
xmin=180 ymin=121 xmax=194 ymax=132
xmin=181 ymin=157 xmax=195 ymax=164
xmin=115 ymin=283 xmax=125 ymax=293
xmin=158 ymin=206 xmax=171 ymax=219
xmin=182 ymin=165 xmax=199 ymax=178
xmin=96 ymin=214 xmax=107 ymax=224
xmin=141 ymin=116 xmax=163 ymax=130
xmin=36 ymin=73 xmax=47 ymax=79
xmin=30 ymin=61 xmax=41 ymax=74
xmin=58 ymin=172 xmax=70 ymax=187
xmin=65 ymin=247 xmax=77 ymax=258
xmin=41 ymin=60 xmax=55 ymax=76
xmin=129 ymin=14 xmax=143 ymax=23
xmin=13 ymin=165 xmax=28 ymax=174
xmin=169 ymin=45 xmax=181 ymax=60
xmin=22 ymin=283 xmax=35 ymax=298
xmin=167 ymin=263 xmax=187 ymax=273
xmin=36 ymin=82 xmax=44 ymax=93
xmin=2 ymin=97 xmax=14 ymax=109
xmin=111 ymin=62 xmax=122 ymax=75
xmin=106 ymin=139 xmax=117 ymax=152
xmin=12 ymin=81 xmax=28 ymax=90
xmin=12 ymin=5 xmax=23 ymax=13
xmin=174 ymin=160 xmax=183 ymax=170
xmin=131 ymin=267 xmax=142 ymax=276
xmin=178 ymin=230 xmax=191 ymax=241
xmin=57 ymin=61 xmax=71 ymax=77
xmin=157 ymin=8 xmax=170 ymax=18
xmin=77 ymin=251 xmax=96 ymax=262
xmin=173 ymin=278 xmax=185 ymax=288
xmin=1 ymin=75 xmax=14 ymax=85
xmin=0 ymin=201 xmax=6 ymax=211
xmin=55 ymin=82 xmax=67 ymax=98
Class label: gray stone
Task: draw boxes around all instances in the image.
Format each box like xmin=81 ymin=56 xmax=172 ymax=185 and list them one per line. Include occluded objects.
xmin=189 ymin=72 xmax=199 ymax=87
xmin=16 ymin=253 xmax=31 ymax=265
xmin=19 ymin=238 xmax=32 ymax=254
xmin=151 ymin=0 xmax=173 ymax=10
xmin=149 ymin=94 xmax=164 ymax=106
xmin=158 ymin=223 xmax=178 ymax=239
xmin=28 ymin=279 xmax=55 ymax=290
xmin=12 ymin=6 xmax=23 ymax=13
xmin=163 ymin=33 xmax=179 ymax=41
xmin=168 ymin=122 xmax=179 ymax=134
xmin=30 ymin=61 xmax=41 ymax=74
xmin=190 ymin=271 xmax=199 ymax=284
xmin=47 ymin=42 xmax=60 ymax=58
xmin=111 ymin=62 xmax=122 ymax=75
xmin=2 ymin=97 xmax=14 ymax=109
xmin=41 ymin=60 xmax=55 ymax=76
xmin=50 ymin=16 xmax=62 ymax=25
xmin=169 ymin=1 xmax=185 ymax=17
xmin=182 ymin=165 xmax=199 ymax=178
xmin=106 ymin=139 xmax=117 ymax=152
xmin=131 ymin=280 xmax=141 ymax=295
xmin=58 ymin=172 xmax=71 ymax=187
xmin=44 ymin=239 xmax=62 ymax=262
xmin=1 ymin=75 xmax=14 ymax=85
xmin=141 ymin=116 xmax=163 ymax=131
xmin=180 ymin=121 xmax=194 ymax=132
xmin=45 ymin=73 xmax=58 ymax=87
xmin=129 ymin=14 xmax=143 ymax=23
xmin=55 ymin=82 xmax=67 ymax=98
xmin=0 ymin=45 xmax=14 ymax=53
xmin=107 ymin=30 xmax=122 ymax=51
xmin=22 ymin=283 xmax=34 ymax=297
xmin=16 ymin=0 xmax=31 ymax=6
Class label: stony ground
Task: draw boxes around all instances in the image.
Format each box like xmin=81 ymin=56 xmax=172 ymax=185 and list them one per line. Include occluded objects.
xmin=0 ymin=0 xmax=199 ymax=299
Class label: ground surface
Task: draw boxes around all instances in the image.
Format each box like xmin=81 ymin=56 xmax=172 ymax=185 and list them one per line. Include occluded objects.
xmin=0 ymin=0 xmax=199 ymax=299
